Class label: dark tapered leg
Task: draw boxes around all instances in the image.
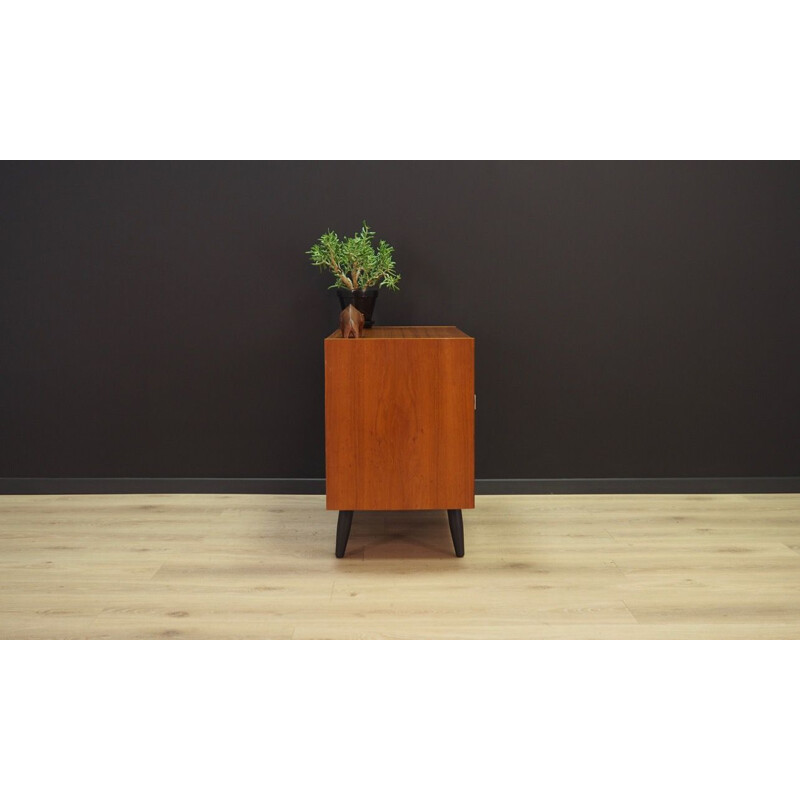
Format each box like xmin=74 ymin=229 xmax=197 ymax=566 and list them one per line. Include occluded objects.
xmin=335 ymin=511 xmax=354 ymax=558
xmin=447 ymin=509 xmax=465 ymax=557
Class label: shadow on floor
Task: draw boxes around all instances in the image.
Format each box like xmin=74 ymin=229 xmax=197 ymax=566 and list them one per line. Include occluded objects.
xmin=341 ymin=510 xmax=459 ymax=561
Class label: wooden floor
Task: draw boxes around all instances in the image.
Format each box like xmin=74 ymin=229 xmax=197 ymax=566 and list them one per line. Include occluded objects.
xmin=1 ymin=493 xmax=799 ymax=639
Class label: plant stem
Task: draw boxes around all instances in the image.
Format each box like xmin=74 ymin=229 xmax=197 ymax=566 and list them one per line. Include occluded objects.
xmin=327 ymin=241 xmax=354 ymax=290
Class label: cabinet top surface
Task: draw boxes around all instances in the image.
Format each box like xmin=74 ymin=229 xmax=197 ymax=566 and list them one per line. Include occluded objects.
xmin=327 ymin=326 xmax=471 ymax=340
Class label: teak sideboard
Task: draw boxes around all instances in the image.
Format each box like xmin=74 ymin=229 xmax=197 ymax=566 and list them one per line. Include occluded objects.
xmin=324 ymin=326 xmax=475 ymax=557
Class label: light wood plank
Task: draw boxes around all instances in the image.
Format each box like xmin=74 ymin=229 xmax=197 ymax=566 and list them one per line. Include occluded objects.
xmin=1 ymin=493 xmax=799 ymax=639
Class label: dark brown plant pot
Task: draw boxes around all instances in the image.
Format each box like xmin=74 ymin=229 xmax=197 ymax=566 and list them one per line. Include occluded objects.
xmin=336 ymin=288 xmax=378 ymax=328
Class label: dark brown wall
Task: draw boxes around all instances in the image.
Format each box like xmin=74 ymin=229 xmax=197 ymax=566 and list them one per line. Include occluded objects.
xmin=1 ymin=162 xmax=799 ymax=491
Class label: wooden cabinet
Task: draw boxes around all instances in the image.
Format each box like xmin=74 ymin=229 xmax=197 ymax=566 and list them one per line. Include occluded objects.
xmin=325 ymin=326 xmax=474 ymax=557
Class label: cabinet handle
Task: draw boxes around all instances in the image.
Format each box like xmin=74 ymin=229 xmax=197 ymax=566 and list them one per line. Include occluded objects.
xmin=474 ymin=394 xmax=477 ymax=411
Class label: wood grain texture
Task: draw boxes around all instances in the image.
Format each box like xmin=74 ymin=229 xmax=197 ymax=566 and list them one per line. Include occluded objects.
xmin=325 ymin=327 xmax=474 ymax=510
xmin=1 ymin=493 xmax=800 ymax=639
xmin=326 ymin=326 xmax=471 ymax=340
xmin=338 ymin=305 xmax=365 ymax=339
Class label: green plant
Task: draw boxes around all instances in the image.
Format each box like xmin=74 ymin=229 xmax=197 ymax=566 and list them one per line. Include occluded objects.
xmin=308 ymin=221 xmax=400 ymax=292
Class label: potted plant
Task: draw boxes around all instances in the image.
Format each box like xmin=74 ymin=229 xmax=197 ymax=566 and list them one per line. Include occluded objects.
xmin=308 ymin=221 xmax=400 ymax=327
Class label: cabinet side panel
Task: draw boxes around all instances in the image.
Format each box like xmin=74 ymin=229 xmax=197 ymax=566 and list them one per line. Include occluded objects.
xmin=326 ymin=338 xmax=474 ymax=510
xmin=324 ymin=339 xmax=359 ymax=510
xmin=438 ymin=338 xmax=475 ymax=508
xmin=362 ymin=339 xmax=439 ymax=509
